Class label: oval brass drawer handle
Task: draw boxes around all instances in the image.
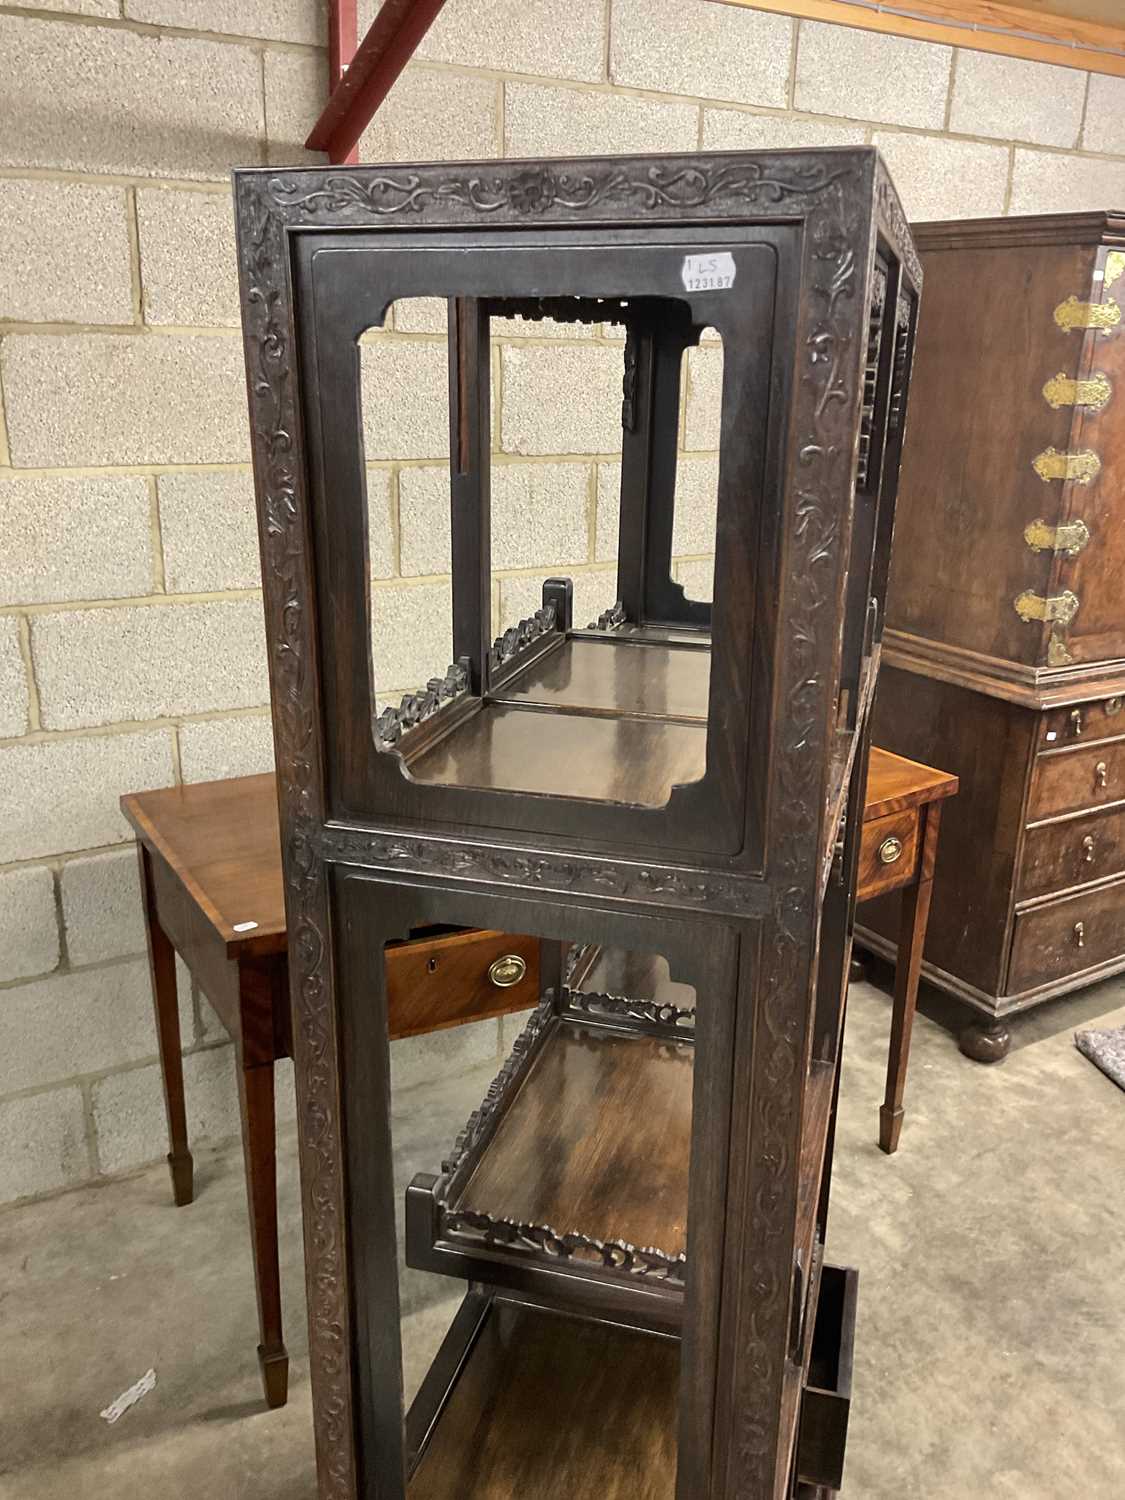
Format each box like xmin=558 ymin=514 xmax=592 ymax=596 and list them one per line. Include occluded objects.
xmin=878 ymin=836 xmax=903 ymax=865
xmin=488 ymin=953 xmax=527 ymax=988
xmin=1095 ymin=761 xmax=1109 ymax=790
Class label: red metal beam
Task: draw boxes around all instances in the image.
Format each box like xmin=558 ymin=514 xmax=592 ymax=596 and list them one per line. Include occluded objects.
xmin=327 ymin=0 xmax=358 ymax=164
xmin=308 ymin=0 xmax=450 ymax=165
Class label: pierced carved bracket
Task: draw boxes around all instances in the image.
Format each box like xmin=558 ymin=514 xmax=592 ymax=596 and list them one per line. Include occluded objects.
xmin=444 ymin=1207 xmax=687 ymax=1286
xmin=1042 ymin=371 xmax=1113 ymax=412
xmin=587 ymin=600 xmax=627 ymax=631
xmin=374 ymin=660 xmax=469 ymax=747
xmin=1053 ymin=296 xmax=1121 ymax=334
xmin=561 ymin=986 xmax=696 ymax=1034
xmin=487 ymin=603 xmax=557 ymax=677
xmin=1032 ymin=447 xmax=1102 ymax=485
xmin=1105 ymin=251 xmax=1125 ymax=291
xmin=1024 ymin=518 xmax=1091 ymax=557
xmin=436 ymin=1000 xmax=553 ymax=1195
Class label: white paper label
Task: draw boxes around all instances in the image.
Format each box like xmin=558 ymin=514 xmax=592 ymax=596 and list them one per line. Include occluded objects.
xmin=681 ymin=252 xmax=736 ymax=293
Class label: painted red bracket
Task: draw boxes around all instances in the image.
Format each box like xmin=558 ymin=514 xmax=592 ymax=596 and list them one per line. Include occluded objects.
xmin=308 ymin=0 xmax=450 ymax=165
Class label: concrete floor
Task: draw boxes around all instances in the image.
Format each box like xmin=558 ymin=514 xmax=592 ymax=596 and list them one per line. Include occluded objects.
xmin=3 ymin=972 xmax=1125 ymax=1499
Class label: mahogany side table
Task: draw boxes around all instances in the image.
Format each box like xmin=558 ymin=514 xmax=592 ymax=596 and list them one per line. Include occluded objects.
xmin=857 ymin=747 xmax=959 ymax=1154
xmin=121 ymin=773 xmax=543 ymax=1408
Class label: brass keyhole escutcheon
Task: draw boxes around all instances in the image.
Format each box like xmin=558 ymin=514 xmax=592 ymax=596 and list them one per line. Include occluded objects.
xmin=1082 ymin=835 xmax=1097 ymax=864
xmin=1070 ymin=708 xmax=1083 ymax=736
xmin=488 ymin=953 xmax=526 ymax=988
xmin=1095 ymin=761 xmax=1109 ymax=790
xmin=427 ymin=956 xmax=438 ymax=974
xmin=1074 ymin=921 xmax=1086 ymax=949
xmin=878 ymin=836 xmax=903 ymax=865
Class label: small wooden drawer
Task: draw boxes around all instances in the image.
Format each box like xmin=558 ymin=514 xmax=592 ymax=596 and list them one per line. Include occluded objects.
xmin=1039 ymin=695 xmax=1125 ymax=749
xmin=857 ymin=808 xmax=919 ymax=902
xmin=797 ymin=1263 xmax=858 ymax=1493
xmin=1019 ymin=806 xmax=1125 ymax=900
xmin=1029 ymin=739 xmax=1125 ymax=822
xmin=385 ymin=929 xmax=540 ymax=1041
xmin=1009 ymin=878 xmax=1125 ymax=994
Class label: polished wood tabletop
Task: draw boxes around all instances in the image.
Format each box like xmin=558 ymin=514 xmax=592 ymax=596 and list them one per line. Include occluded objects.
xmin=863 ymin=746 xmax=958 ymax=822
xmin=122 ymin=773 xmax=285 ymax=958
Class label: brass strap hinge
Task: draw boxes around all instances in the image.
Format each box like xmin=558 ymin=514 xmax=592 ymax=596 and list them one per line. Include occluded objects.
xmin=1014 ymin=590 xmax=1080 ymax=626
xmin=1042 ymin=371 xmax=1113 ymax=411
xmin=1105 ymin=251 xmax=1125 ymax=291
xmin=1024 ymin=518 xmax=1092 ymax=557
xmin=1032 ymin=447 xmax=1102 ymax=485
xmin=1053 ymin=296 xmax=1121 ymax=334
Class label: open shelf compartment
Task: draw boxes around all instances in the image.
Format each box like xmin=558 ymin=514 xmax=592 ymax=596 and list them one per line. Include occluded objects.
xmin=394 ymin=611 xmax=711 ymax=809
xmin=407 ymin=1291 xmax=679 ymax=1498
xmin=406 ymin=986 xmax=694 ymax=1324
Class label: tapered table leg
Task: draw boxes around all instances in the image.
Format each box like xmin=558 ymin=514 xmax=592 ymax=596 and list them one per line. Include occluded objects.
xmin=879 ymin=803 xmax=941 ymax=1155
xmin=237 ymin=1058 xmax=288 ymax=1407
xmin=138 ymin=843 xmax=193 ymax=1205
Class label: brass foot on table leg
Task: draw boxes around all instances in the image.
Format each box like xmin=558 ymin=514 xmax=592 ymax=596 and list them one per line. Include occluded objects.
xmin=958 ymin=1019 xmax=1011 ymax=1065
xmin=878 ymin=1104 xmax=903 ymax=1155
xmin=258 ymin=1342 xmax=289 ymax=1409
xmin=168 ymin=1150 xmax=194 ymax=1206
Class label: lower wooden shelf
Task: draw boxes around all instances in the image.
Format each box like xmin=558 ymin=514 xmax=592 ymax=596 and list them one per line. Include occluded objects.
xmin=405 ymin=1269 xmax=857 ymax=1499
xmin=407 ymin=991 xmax=693 ymax=1324
xmin=407 ymin=1293 xmax=679 ymax=1499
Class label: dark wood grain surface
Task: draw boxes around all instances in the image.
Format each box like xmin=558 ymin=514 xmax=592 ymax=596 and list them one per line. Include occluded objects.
xmin=407 ymin=704 xmax=706 ymax=807
xmin=409 ymin=1298 xmax=678 ymax=1500
xmin=1019 ymin=804 xmax=1125 ymax=898
xmin=497 ymin=638 xmax=709 ymax=721
xmin=457 ymin=1022 xmax=693 ymax=1256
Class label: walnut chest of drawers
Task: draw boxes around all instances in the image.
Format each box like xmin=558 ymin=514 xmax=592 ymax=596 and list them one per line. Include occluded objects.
xmin=860 ymin=213 xmax=1125 ymax=1059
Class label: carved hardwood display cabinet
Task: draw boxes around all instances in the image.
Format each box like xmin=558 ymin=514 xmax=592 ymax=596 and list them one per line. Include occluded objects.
xmin=235 ymin=148 xmax=920 ymax=1500
xmin=860 ymin=214 xmax=1125 ymax=1062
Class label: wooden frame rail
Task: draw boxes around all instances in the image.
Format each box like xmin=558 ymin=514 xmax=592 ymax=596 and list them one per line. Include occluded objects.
xmin=711 ymin=0 xmax=1125 ymax=78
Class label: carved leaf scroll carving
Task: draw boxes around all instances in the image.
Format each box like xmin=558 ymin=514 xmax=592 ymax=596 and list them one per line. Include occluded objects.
xmin=487 ymin=604 xmax=557 ymax=677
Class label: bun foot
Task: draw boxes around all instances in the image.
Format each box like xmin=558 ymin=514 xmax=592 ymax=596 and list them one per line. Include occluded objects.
xmin=959 ymin=1019 xmax=1011 ymax=1065
xmin=849 ymin=953 xmax=867 ymax=983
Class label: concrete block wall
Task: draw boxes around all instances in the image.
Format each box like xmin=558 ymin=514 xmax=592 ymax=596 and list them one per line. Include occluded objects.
xmin=2 ymin=0 xmax=1124 ymax=1206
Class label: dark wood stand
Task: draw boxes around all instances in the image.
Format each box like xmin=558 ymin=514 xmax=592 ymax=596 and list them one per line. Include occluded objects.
xmin=236 ymin=148 xmax=921 ymax=1498
xmin=862 ymin=214 xmax=1125 ymax=1055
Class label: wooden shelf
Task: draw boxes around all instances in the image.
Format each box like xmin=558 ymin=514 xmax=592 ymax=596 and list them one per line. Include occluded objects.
xmin=404 ymin=632 xmax=709 ymax=806
xmin=408 ymin=1294 xmax=679 ymax=1499
xmin=407 ymin=993 xmax=693 ymax=1320
xmin=493 ymin=636 xmax=709 ymax=722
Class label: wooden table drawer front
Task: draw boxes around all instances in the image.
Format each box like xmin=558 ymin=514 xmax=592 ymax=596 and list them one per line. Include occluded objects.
xmin=1029 ymin=740 xmax=1125 ymax=821
xmin=1019 ymin=807 xmax=1125 ymax=900
xmin=797 ymin=1263 xmax=858 ymax=1493
xmin=1009 ymin=879 xmax=1125 ymax=994
xmin=385 ymin=929 xmax=539 ymax=1041
xmin=1039 ymin=696 xmax=1125 ymax=750
xmin=857 ymin=808 xmax=919 ymax=901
